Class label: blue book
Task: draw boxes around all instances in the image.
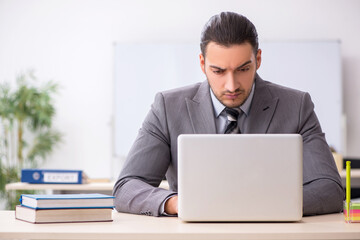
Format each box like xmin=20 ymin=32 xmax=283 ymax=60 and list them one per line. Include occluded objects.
xmin=20 ymin=193 xmax=115 ymax=209
xmin=21 ymin=169 xmax=84 ymax=184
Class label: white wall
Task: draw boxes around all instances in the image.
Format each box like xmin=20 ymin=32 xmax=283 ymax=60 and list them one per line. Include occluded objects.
xmin=0 ymin=0 xmax=359 ymax=179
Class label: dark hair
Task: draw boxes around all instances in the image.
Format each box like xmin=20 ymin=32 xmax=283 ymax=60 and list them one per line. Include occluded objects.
xmin=200 ymin=12 xmax=259 ymax=57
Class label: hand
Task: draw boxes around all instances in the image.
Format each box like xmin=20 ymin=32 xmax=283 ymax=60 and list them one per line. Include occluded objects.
xmin=165 ymin=195 xmax=178 ymax=215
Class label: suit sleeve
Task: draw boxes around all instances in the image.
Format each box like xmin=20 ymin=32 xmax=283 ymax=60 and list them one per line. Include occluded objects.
xmin=299 ymin=92 xmax=344 ymax=215
xmin=112 ymin=92 xmax=177 ymax=217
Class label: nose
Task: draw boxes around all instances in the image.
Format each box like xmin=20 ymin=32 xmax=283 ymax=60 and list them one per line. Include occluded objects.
xmin=224 ymin=73 xmax=238 ymax=92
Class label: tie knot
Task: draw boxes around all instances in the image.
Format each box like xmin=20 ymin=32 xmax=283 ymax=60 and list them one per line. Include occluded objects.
xmin=225 ymin=108 xmax=240 ymax=122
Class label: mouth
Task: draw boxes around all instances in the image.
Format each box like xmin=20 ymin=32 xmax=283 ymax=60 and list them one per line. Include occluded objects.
xmin=224 ymin=93 xmax=241 ymax=100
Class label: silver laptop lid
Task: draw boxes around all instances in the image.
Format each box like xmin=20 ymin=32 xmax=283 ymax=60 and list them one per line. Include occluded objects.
xmin=178 ymin=134 xmax=303 ymax=222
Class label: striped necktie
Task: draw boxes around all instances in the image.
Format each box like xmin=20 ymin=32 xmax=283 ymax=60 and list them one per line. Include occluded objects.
xmin=224 ymin=108 xmax=240 ymax=134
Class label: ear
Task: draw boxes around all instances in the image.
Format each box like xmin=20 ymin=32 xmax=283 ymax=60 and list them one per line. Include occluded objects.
xmin=199 ymin=53 xmax=206 ymax=74
xmin=256 ymin=49 xmax=262 ymax=70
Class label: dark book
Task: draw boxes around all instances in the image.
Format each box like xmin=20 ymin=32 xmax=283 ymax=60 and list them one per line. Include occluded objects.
xmin=15 ymin=205 xmax=113 ymax=223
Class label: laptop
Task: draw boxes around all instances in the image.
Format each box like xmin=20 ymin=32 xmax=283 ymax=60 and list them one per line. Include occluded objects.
xmin=178 ymin=134 xmax=303 ymax=222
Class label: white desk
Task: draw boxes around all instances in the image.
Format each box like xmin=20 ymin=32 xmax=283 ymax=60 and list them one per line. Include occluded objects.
xmin=5 ymin=180 xmax=170 ymax=194
xmin=0 ymin=211 xmax=359 ymax=240
xmin=340 ymin=169 xmax=360 ymax=188
xmin=5 ymin=181 xmax=115 ymax=194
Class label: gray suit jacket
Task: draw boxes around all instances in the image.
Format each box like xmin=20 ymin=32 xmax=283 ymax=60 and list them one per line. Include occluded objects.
xmin=113 ymin=74 xmax=344 ymax=217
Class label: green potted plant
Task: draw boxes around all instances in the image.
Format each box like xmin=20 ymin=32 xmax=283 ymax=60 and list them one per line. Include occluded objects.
xmin=0 ymin=70 xmax=62 ymax=209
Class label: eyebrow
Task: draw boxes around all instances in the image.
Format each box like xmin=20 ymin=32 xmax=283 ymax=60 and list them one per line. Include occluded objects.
xmin=209 ymin=60 xmax=252 ymax=71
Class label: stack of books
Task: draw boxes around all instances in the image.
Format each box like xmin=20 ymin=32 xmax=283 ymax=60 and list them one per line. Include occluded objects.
xmin=15 ymin=193 xmax=114 ymax=223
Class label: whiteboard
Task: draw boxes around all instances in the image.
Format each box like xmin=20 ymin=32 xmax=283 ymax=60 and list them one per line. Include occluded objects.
xmin=114 ymin=41 xmax=343 ymax=158
xmin=114 ymin=43 xmax=204 ymax=158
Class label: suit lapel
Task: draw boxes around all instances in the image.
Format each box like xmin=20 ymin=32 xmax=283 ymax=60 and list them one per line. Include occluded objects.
xmin=185 ymin=81 xmax=217 ymax=134
xmin=245 ymin=75 xmax=279 ymax=133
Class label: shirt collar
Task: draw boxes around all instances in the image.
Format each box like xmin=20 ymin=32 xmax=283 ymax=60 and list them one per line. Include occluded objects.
xmin=210 ymin=82 xmax=255 ymax=118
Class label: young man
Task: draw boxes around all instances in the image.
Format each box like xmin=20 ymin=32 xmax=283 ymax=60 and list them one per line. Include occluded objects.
xmin=113 ymin=12 xmax=344 ymax=217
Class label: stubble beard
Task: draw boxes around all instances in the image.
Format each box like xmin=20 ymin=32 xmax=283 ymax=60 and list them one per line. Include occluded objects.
xmin=209 ymin=83 xmax=252 ymax=108
xmin=221 ymin=89 xmax=250 ymax=108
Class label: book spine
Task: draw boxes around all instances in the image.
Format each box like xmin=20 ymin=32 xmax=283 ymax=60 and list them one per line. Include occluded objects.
xmin=21 ymin=169 xmax=83 ymax=184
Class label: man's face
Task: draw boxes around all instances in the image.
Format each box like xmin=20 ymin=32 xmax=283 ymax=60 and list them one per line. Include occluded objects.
xmin=200 ymin=42 xmax=262 ymax=108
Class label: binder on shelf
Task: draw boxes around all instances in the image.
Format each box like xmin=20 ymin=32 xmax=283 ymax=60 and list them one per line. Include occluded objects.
xmin=21 ymin=169 xmax=86 ymax=184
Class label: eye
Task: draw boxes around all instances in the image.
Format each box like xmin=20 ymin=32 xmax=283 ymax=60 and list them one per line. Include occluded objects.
xmin=238 ymin=66 xmax=250 ymax=72
xmin=212 ymin=69 xmax=224 ymax=75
